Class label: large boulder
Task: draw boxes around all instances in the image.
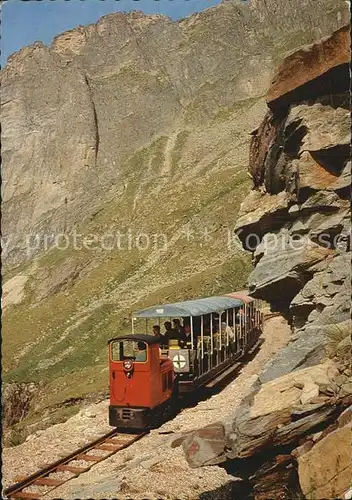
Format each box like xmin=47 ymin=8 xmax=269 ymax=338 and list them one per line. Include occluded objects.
xmin=267 ymin=24 xmax=350 ymax=108
xmin=286 ymin=102 xmax=350 ymax=156
xmin=329 ymin=160 xmax=351 ymax=192
xmin=297 ymin=406 xmax=352 ymax=499
xmin=291 ymin=253 xmax=351 ymax=320
xmin=258 ymin=328 xmax=327 ymax=383
xmin=234 ymin=191 xmax=289 ymax=247
xmin=180 ymin=360 xmax=351 ymax=497
xmin=294 ymin=151 xmax=342 ymax=191
xmin=248 ymin=233 xmax=330 ymax=307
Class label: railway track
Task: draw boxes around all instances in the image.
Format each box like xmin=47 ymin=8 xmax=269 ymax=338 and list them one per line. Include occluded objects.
xmin=3 ymin=429 xmax=145 ymax=500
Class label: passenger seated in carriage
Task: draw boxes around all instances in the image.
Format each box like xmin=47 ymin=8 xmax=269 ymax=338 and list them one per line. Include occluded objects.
xmin=164 ymin=320 xmax=187 ymax=345
xmin=182 ymin=318 xmax=196 ymax=348
xmin=183 ymin=319 xmax=191 ymax=338
xmin=172 ymin=319 xmax=185 ymax=337
xmin=163 ymin=321 xmax=173 ymax=336
xmin=221 ymin=321 xmax=235 ymax=340
xmin=152 ymin=324 xmax=164 ymax=342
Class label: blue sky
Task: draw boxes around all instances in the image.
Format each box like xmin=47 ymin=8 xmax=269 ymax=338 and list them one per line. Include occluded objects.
xmin=1 ymin=0 xmax=224 ymax=65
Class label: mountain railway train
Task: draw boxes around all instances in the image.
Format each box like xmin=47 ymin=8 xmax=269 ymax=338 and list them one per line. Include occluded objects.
xmin=108 ymin=292 xmax=263 ymax=429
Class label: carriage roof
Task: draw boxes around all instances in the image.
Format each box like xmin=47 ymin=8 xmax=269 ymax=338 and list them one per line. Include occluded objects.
xmin=133 ymin=294 xmax=244 ymax=318
xmin=225 ymin=291 xmax=254 ymax=304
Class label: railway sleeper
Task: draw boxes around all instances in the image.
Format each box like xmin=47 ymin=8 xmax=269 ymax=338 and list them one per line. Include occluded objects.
xmin=105 ymin=437 xmax=130 ymax=445
xmin=10 ymin=492 xmax=41 ymax=500
xmin=33 ymin=478 xmax=64 ymax=487
xmin=77 ymin=454 xmax=103 ymax=462
xmin=56 ymin=464 xmax=89 ymax=474
xmin=94 ymin=443 xmax=121 ymax=451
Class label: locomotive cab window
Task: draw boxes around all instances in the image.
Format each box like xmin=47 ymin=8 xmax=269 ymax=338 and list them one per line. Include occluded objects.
xmin=111 ymin=340 xmax=148 ymax=363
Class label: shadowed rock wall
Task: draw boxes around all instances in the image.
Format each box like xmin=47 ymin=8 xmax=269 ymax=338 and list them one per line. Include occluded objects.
xmin=235 ymin=24 xmax=351 ymax=380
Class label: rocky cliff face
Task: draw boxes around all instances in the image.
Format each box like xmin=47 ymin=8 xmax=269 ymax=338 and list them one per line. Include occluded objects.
xmin=180 ymin=25 xmax=351 ymax=500
xmin=235 ymin=24 xmax=351 ymax=379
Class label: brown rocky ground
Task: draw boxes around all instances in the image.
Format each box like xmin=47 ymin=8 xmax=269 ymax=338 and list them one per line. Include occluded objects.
xmin=2 ymin=314 xmax=290 ymax=499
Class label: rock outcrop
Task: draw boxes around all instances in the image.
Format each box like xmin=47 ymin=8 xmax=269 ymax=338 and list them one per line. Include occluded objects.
xmin=179 ymin=361 xmax=352 ymax=499
xmin=266 ymin=24 xmax=350 ymax=109
xmin=236 ymin=24 xmax=351 ymax=377
xmin=2 ymin=382 xmax=41 ymax=429
xmin=179 ymin=25 xmax=351 ymax=499
xmin=296 ymin=406 xmax=352 ymax=500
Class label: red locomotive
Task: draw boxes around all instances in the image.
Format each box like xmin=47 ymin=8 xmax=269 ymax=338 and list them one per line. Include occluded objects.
xmin=108 ymin=293 xmax=263 ymax=430
xmin=108 ymin=334 xmax=176 ymax=428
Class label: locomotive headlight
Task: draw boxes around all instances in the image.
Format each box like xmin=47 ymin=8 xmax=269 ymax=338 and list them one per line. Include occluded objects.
xmin=123 ymin=359 xmax=134 ymax=373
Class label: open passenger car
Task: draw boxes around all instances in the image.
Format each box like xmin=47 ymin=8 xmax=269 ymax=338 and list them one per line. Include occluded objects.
xmin=108 ymin=292 xmax=263 ymax=429
xmin=133 ymin=292 xmax=263 ymax=393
